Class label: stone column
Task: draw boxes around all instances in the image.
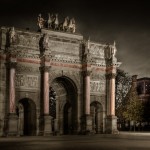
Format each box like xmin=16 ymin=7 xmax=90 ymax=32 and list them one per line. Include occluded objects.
xmin=84 ymin=71 xmax=91 ymax=115
xmin=40 ymin=66 xmax=52 ymax=136
xmin=82 ymin=70 xmax=92 ymax=133
xmin=43 ymin=66 xmax=50 ymax=114
xmin=6 ymin=61 xmax=18 ymax=136
xmin=109 ymin=73 xmax=116 ymax=116
xmin=105 ymin=73 xmax=118 ymax=134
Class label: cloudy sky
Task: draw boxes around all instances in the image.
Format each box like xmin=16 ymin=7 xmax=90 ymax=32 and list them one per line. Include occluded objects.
xmin=0 ymin=0 xmax=150 ymax=78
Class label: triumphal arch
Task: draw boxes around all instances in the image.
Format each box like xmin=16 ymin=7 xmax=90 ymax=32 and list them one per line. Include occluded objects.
xmin=0 ymin=15 xmax=121 ymax=136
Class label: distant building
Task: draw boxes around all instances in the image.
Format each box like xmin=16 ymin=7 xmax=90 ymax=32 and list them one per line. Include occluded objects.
xmin=137 ymin=77 xmax=150 ymax=130
xmin=137 ymin=77 xmax=150 ymax=101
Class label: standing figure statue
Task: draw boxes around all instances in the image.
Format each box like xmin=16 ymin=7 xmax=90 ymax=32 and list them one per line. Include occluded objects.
xmin=37 ymin=14 xmax=45 ymax=30
xmin=42 ymin=34 xmax=49 ymax=50
xmin=104 ymin=44 xmax=112 ymax=59
xmin=112 ymin=41 xmax=117 ymax=58
xmin=63 ymin=16 xmax=69 ymax=31
xmin=68 ymin=18 xmax=76 ymax=33
xmin=47 ymin=13 xmax=53 ymax=29
xmin=53 ymin=14 xmax=59 ymax=30
xmin=9 ymin=27 xmax=16 ymax=44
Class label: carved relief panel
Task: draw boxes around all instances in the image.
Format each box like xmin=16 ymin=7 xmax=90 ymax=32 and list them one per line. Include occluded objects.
xmin=17 ymin=34 xmax=40 ymax=50
xmin=89 ymin=44 xmax=105 ymax=58
xmin=90 ymin=81 xmax=105 ymax=93
xmin=15 ymin=74 xmax=38 ymax=89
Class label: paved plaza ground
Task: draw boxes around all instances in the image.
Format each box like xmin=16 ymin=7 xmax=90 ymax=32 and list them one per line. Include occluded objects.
xmin=0 ymin=132 xmax=150 ymax=150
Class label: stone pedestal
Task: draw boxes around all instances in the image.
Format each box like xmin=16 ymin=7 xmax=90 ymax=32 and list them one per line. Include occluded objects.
xmin=81 ymin=114 xmax=93 ymax=134
xmin=105 ymin=115 xmax=119 ymax=134
xmin=7 ymin=113 xmax=18 ymax=136
xmin=43 ymin=115 xmax=52 ymax=136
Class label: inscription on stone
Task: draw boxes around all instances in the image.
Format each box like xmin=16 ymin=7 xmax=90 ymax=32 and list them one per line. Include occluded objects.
xmin=90 ymin=81 xmax=105 ymax=93
xmin=49 ymin=40 xmax=79 ymax=55
xmin=15 ymin=74 xmax=38 ymax=88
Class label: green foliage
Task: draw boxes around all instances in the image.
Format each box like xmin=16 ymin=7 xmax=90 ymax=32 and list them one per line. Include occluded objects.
xmin=123 ymin=85 xmax=144 ymax=123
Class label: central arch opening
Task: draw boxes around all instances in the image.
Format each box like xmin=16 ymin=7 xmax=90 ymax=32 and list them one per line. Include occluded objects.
xmin=50 ymin=76 xmax=77 ymax=135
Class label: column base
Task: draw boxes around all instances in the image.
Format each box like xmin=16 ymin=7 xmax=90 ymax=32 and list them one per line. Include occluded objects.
xmin=7 ymin=113 xmax=18 ymax=136
xmin=43 ymin=115 xmax=53 ymax=136
xmin=105 ymin=115 xmax=119 ymax=134
xmin=0 ymin=119 xmax=5 ymax=137
xmin=80 ymin=114 xmax=93 ymax=135
xmin=53 ymin=119 xmax=59 ymax=135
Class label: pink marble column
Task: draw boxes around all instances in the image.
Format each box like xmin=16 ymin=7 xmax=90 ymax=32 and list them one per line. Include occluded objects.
xmin=40 ymin=65 xmax=52 ymax=135
xmin=84 ymin=71 xmax=91 ymax=115
xmin=43 ymin=66 xmax=50 ymax=115
xmin=8 ymin=62 xmax=17 ymax=113
xmin=105 ymin=73 xmax=118 ymax=134
xmin=109 ymin=74 xmax=116 ymax=116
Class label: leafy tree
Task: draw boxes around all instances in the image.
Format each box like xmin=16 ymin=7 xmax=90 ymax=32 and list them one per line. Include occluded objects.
xmin=115 ymin=69 xmax=132 ymax=129
xmin=123 ymin=76 xmax=144 ymax=131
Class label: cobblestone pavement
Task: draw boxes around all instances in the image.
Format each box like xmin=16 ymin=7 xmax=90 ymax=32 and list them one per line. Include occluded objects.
xmin=0 ymin=132 xmax=150 ymax=150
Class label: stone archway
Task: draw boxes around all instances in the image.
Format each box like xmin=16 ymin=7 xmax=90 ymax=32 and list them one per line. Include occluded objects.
xmin=17 ymin=98 xmax=36 ymax=136
xmin=90 ymin=101 xmax=103 ymax=133
xmin=50 ymin=76 xmax=78 ymax=135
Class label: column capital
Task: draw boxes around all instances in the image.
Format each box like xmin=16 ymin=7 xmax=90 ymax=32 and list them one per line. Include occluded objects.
xmin=83 ymin=70 xmax=92 ymax=77
xmin=40 ymin=54 xmax=50 ymax=62
xmin=5 ymin=61 xmax=17 ymax=69
xmin=106 ymin=73 xmax=116 ymax=80
xmin=39 ymin=66 xmax=51 ymax=72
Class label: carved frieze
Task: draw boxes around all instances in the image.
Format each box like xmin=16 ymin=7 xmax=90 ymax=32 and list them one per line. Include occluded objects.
xmin=15 ymin=74 xmax=38 ymax=88
xmin=90 ymin=81 xmax=105 ymax=93
xmin=53 ymin=54 xmax=80 ymax=63
xmin=16 ymin=64 xmax=39 ymax=73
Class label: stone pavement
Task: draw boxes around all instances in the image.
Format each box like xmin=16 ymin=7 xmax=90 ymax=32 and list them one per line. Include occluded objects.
xmin=0 ymin=132 xmax=150 ymax=150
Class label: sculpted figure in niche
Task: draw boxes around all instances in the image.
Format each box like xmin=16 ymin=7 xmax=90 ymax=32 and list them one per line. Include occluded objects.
xmin=90 ymin=82 xmax=94 ymax=92
xmin=96 ymin=82 xmax=100 ymax=92
xmin=104 ymin=44 xmax=111 ymax=59
xmin=42 ymin=34 xmax=49 ymax=50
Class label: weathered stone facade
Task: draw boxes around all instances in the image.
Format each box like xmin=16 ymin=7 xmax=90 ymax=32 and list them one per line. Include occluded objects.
xmin=0 ymin=26 xmax=121 ymax=136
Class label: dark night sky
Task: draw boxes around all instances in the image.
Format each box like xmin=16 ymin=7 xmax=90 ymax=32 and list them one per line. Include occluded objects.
xmin=0 ymin=0 xmax=150 ymax=78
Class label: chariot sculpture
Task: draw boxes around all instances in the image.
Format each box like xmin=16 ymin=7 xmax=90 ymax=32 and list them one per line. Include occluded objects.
xmin=37 ymin=13 xmax=76 ymax=33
